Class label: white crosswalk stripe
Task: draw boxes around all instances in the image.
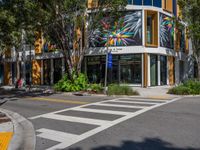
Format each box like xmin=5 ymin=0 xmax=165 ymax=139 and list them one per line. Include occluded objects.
xmin=42 ymin=113 xmax=111 ymax=126
xmin=93 ymin=103 xmax=147 ymax=109
xmin=72 ymin=107 xmax=130 ymax=115
xmin=30 ymin=97 xmax=179 ymax=150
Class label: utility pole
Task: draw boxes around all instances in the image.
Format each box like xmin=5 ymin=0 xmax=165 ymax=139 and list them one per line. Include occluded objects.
xmin=29 ymin=45 xmax=32 ymax=90
xmin=104 ymin=32 xmax=109 ymax=94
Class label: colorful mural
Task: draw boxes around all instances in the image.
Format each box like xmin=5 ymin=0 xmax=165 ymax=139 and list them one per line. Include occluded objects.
xmin=160 ymin=13 xmax=174 ymax=49
xmin=89 ymin=11 xmax=142 ymax=47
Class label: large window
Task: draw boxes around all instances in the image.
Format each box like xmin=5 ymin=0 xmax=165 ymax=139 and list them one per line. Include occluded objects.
xmin=145 ymin=10 xmax=158 ymax=47
xmin=160 ymin=55 xmax=167 ymax=85
xmin=120 ymin=54 xmax=142 ymax=84
xmin=86 ymin=54 xmax=142 ymax=84
xmin=150 ymin=55 xmax=158 ymax=86
xmin=53 ymin=59 xmax=62 ymax=84
xmin=128 ymin=0 xmax=162 ymax=7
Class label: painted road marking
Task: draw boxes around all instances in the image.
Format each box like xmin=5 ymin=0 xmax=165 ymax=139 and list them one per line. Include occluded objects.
xmin=30 ymin=97 xmax=181 ymax=150
xmin=112 ymin=99 xmax=159 ymax=105
xmin=72 ymin=107 xmax=130 ymax=115
xmin=27 ymin=97 xmax=88 ymax=105
xmin=42 ymin=113 xmax=110 ymax=126
xmin=118 ymin=98 xmax=168 ymax=102
xmin=0 ymin=132 xmax=13 ymax=150
xmin=94 ymin=103 xmax=147 ymax=109
xmin=37 ymin=128 xmax=78 ymax=143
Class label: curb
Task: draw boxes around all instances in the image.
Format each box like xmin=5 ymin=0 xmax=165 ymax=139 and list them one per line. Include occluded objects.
xmin=0 ymin=109 xmax=35 ymax=150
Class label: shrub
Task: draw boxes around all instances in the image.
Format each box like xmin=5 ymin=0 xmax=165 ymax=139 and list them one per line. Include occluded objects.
xmin=89 ymin=84 xmax=104 ymax=93
xmin=107 ymin=84 xmax=139 ymax=96
xmin=168 ymin=79 xmax=200 ymax=95
xmin=54 ymin=73 xmax=89 ymax=92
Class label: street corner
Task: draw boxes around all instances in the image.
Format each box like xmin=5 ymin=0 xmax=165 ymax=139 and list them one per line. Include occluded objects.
xmin=0 ymin=109 xmax=35 ymax=150
xmin=0 ymin=111 xmax=13 ymax=150
xmin=0 ymin=132 xmax=13 ymax=150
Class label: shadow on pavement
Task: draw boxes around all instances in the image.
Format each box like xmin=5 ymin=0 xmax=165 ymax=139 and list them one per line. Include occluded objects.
xmin=0 ymin=88 xmax=54 ymax=100
xmin=67 ymin=138 xmax=199 ymax=150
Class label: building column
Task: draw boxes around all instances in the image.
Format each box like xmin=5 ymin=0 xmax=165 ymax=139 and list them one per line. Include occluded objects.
xmin=51 ymin=59 xmax=54 ymax=85
xmin=41 ymin=60 xmax=44 ymax=85
xmin=157 ymin=55 xmax=161 ymax=86
xmin=175 ymin=57 xmax=180 ymax=84
xmin=143 ymin=53 xmax=148 ymax=88
xmin=142 ymin=9 xmax=145 ymax=46
xmin=168 ymin=56 xmax=175 ymax=86
xmin=147 ymin=54 xmax=151 ymax=87
xmin=62 ymin=58 xmax=65 ymax=77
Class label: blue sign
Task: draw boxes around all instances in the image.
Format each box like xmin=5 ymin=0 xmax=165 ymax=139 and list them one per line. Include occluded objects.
xmin=108 ymin=52 xmax=112 ymax=69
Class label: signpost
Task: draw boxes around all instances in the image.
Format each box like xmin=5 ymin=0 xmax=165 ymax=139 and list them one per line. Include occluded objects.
xmin=108 ymin=52 xmax=112 ymax=69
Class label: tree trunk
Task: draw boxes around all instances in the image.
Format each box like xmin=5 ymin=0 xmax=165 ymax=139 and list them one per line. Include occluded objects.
xmin=198 ymin=59 xmax=200 ymax=80
xmin=16 ymin=52 xmax=20 ymax=80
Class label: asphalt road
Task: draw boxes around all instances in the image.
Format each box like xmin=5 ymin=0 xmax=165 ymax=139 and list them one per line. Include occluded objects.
xmin=0 ymin=91 xmax=200 ymax=150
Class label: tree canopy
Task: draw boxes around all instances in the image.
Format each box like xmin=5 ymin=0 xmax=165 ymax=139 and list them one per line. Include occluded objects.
xmin=178 ymin=0 xmax=200 ymax=78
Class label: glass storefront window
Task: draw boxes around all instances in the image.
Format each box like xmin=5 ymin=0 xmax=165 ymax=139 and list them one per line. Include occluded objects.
xmin=150 ymin=55 xmax=158 ymax=86
xmin=143 ymin=0 xmax=152 ymax=6
xmin=43 ymin=59 xmax=51 ymax=85
xmin=54 ymin=59 xmax=62 ymax=84
xmin=153 ymin=0 xmax=162 ymax=7
xmin=160 ymin=56 xmax=167 ymax=85
xmin=133 ymin=0 xmax=142 ymax=5
xmin=86 ymin=54 xmax=142 ymax=85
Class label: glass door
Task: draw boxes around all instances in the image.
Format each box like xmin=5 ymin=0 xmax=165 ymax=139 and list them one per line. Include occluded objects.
xmin=150 ymin=55 xmax=158 ymax=86
xmin=160 ymin=56 xmax=167 ymax=85
xmin=53 ymin=59 xmax=62 ymax=84
xmin=43 ymin=59 xmax=51 ymax=85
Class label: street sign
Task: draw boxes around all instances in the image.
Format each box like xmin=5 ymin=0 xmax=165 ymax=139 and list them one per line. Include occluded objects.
xmin=108 ymin=52 xmax=112 ymax=69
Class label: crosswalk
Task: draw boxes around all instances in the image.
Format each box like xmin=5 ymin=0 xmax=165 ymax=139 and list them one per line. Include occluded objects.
xmin=30 ymin=97 xmax=178 ymax=150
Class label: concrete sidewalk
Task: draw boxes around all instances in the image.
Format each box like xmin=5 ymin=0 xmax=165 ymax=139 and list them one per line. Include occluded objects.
xmin=0 ymin=109 xmax=35 ymax=150
xmin=133 ymin=86 xmax=176 ymax=99
xmin=0 ymin=85 xmax=176 ymax=98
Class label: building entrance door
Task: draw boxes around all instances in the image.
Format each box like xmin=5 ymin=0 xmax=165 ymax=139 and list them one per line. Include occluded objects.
xmin=150 ymin=55 xmax=158 ymax=86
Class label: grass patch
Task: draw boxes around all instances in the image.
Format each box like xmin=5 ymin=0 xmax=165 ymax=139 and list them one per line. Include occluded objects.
xmin=108 ymin=84 xmax=139 ymax=96
xmin=168 ymin=79 xmax=200 ymax=95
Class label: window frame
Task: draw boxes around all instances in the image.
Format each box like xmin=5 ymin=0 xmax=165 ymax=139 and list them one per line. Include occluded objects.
xmin=145 ymin=10 xmax=158 ymax=47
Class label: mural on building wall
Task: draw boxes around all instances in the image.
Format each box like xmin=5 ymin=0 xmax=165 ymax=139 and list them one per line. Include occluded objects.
xmin=160 ymin=13 xmax=174 ymax=49
xmin=89 ymin=11 xmax=142 ymax=47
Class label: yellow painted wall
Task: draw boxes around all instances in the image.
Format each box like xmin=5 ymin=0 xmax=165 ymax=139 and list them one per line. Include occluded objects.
xmin=32 ymin=60 xmax=41 ymax=85
xmin=168 ymin=56 xmax=175 ymax=85
xmin=4 ymin=62 xmax=12 ymax=85
xmin=185 ymin=28 xmax=189 ymax=54
xmin=4 ymin=48 xmax=11 ymax=58
xmin=88 ymin=0 xmax=98 ymax=8
xmin=34 ymin=31 xmax=42 ymax=54
xmin=163 ymin=0 xmax=173 ymax=13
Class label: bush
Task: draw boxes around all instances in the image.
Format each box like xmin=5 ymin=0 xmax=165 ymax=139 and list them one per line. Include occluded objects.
xmin=89 ymin=84 xmax=104 ymax=93
xmin=54 ymin=73 xmax=89 ymax=92
xmin=107 ymin=84 xmax=139 ymax=96
xmin=168 ymin=79 xmax=200 ymax=95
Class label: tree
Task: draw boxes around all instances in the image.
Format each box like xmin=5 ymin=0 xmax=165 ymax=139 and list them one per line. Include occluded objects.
xmin=178 ymin=0 xmax=200 ymax=79
xmin=0 ymin=0 xmax=38 ymax=81
xmin=32 ymin=0 xmax=127 ymax=80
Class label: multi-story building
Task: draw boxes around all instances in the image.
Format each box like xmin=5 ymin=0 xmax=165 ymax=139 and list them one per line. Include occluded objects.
xmin=0 ymin=0 xmax=194 ymax=87
xmin=85 ymin=0 xmax=193 ymax=87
